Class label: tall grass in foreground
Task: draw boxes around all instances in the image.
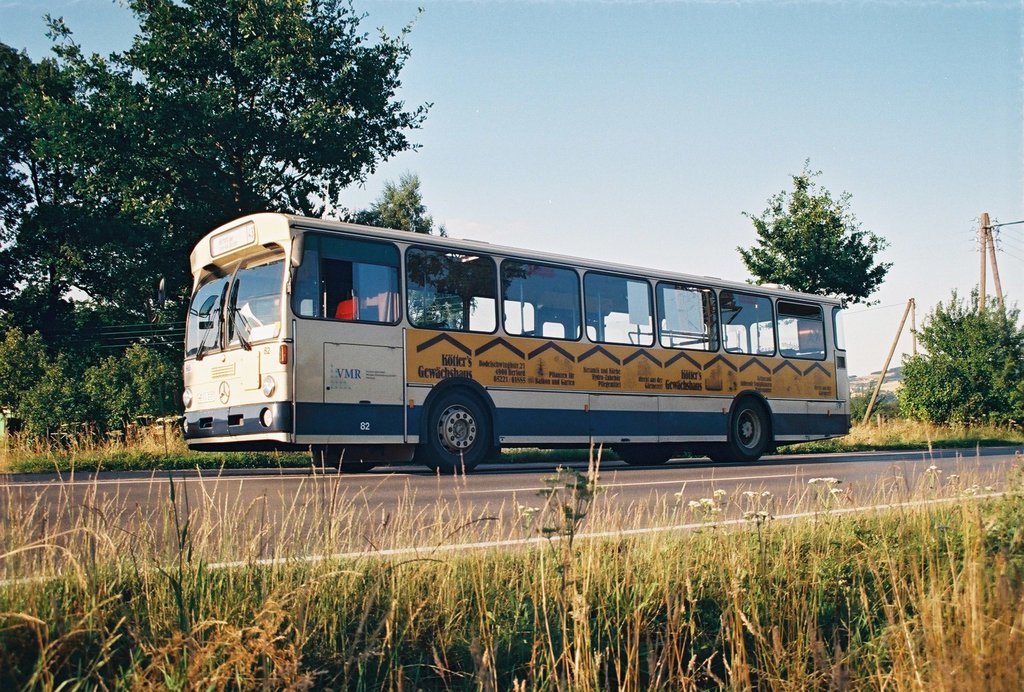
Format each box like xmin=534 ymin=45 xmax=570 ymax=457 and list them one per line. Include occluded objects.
xmin=1 ymin=455 xmax=1023 ymax=689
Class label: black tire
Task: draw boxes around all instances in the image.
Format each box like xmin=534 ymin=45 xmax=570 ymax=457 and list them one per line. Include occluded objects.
xmin=310 ymin=445 xmax=376 ymax=473
xmin=614 ymin=443 xmax=675 ymax=466
xmin=707 ymin=398 xmax=771 ymax=463
xmin=420 ymin=390 xmax=492 ymax=474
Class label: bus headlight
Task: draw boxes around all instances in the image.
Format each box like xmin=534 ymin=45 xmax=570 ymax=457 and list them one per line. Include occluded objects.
xmin=259 ymin=407 xmax=274 ymax=428
xmin=262 ymin=376 xmax=276 ymax=398
xmin=182 ymin=388 xmax=193 ymax=408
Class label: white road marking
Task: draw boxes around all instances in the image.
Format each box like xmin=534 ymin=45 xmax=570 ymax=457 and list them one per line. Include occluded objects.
xmin=200 ymin=492 xmax=1016 ymax=569
xmin=0 ymin=471 xmax=391 ymax=490
xmin=0 ymin=492 xmax=1008 ymax=588
xmin=457 ymin=473 xmax=794 ymax=495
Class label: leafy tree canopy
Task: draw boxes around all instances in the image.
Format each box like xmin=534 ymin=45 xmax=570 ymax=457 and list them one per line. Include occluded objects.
xmin=739 ymin=163 xmax=891 ymax=307
xmin=898 ymin=291 xmax=1024 ymax=426
xmin=351 ymin=172 xmax=446 ymax=235
xmin=1 ymin=0 xmax=427 ymax=336
xmin=0 ymin=41 xmax=93 ymax=338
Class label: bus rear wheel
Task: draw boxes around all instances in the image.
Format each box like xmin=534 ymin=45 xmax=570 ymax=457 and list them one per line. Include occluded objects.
xmin=421 ymin=391 xmax=492 ymax=475
xmin=614 ymin=443 xmax=675 ymax=466
xmin=707 ymin=399 xmax=771 ymax=463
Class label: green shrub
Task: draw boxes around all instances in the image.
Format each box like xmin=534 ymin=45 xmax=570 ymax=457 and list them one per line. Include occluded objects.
xmin=0 ymin=328 xmax=47 ymax=414
xmin=849 ymin=391 xmax=899 ymax=423
xmin=83 ymin=343 xmax=180 ymax=430
xmin=2 ymin=327 xmax=181 ymax=438
xmin=899 ymin=291 xmax=1024 ymax=425
xmin=17 ymin=353 xmax=95 ymax=436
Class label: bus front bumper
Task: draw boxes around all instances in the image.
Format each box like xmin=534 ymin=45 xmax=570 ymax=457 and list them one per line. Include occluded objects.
xmin=183 ymin=402 xmax=292 ymax=441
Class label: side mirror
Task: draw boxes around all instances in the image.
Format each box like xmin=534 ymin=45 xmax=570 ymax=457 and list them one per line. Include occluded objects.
xmin=197 ymin=295 xmax=217 ymax=317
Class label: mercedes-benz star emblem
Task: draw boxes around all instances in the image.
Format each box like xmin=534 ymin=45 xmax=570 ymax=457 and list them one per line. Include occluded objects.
xmin=218 ymin=381 xmax=230 ymax=404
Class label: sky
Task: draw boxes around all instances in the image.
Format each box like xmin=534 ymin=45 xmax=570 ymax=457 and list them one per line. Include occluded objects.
xmin=2 ymin=0 xmax=1022 ymax=376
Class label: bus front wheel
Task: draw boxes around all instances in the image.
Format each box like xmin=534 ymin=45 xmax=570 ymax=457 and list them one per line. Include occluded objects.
xmin=421 ymin=391 xmax=492 ymax=474
xmin=707 ymin=399 xmax=771 ymax=463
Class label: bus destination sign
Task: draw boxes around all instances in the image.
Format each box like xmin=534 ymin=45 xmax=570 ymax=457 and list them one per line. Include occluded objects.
xmin=210 ymin=222 xmax=256 ymax=257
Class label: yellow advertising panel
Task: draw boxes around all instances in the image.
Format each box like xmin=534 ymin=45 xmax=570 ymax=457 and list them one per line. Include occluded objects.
xmin=407 ymin=330 xmax=836 ymax=400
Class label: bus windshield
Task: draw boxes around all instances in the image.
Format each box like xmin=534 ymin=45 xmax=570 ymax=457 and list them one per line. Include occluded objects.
xmin=228 ymin=255 xmax=285 ymax=347
xmin=185 ymin=253 xmax=284 ymax=357
xmin=186 ymin=275 xmax=228 ymax=358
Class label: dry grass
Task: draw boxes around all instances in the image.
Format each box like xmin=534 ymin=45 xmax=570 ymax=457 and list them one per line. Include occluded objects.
xmin=779 ymin=418 xmax=1024 ymax=455
xmin=1 ymin=450 xmax=1023 ymax=689
xmin=0 ymin=423 xmax=310 ymax=474
xmin=3 ymin=417 xmax=1023 ymax=475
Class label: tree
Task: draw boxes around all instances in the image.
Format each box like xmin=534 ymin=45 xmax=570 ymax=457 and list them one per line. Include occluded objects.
xmin=739 ymin=163 xmax=891 ymax=307
xmin=0 ymin=42 xmax=98 ymax=339
xmin=351 ymin=173 xmax=446 ymax=235
xmin=0 ymin=44 xmax=31 ymax=243
xmin=898 ymin=291 xmax=1024 ymax=425
xmin=2 ymin=0 xmax=428 ymax=328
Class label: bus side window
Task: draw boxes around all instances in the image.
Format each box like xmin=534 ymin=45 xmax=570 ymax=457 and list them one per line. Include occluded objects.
xmin=292 ymin=233 xmax=400 ymax=323
xmin=322 ymin=257 xmax=356 ymax=320
xmin=777 ymin=301 xmax=825 ymax=359
xmin=657 ymin=283 xmax=719 ymax=351
xmin=501 ymin=261 xmax=581 ymax=340
xmin=719 ymin=290 xmax=775 ymax=356
xmin=406 ymin=247 xmax=497 ymax=332
xmin=584 ymin=272 xmax=653 ymax=346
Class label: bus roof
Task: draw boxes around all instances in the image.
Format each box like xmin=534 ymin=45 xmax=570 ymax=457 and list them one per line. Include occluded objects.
xmin=198 ymin=212 xmax=843 ymax=307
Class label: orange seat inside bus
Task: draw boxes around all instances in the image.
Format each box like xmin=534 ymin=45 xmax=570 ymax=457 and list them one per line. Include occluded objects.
xmin=334 ymin=297 xmax=357 ymax=320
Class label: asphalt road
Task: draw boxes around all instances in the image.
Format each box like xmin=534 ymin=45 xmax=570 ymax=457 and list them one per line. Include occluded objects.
xmin=2 ymin=446 xmax=1021 ymax=571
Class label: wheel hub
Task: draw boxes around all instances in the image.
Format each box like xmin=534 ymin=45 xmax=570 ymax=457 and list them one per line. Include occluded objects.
xmin=437 ymin=405 xmax=477 ymax=453
xmin=737 ymin=411 xmax=761 ymax=449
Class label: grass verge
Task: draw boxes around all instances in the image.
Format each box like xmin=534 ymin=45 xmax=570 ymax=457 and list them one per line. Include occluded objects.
xmin=1 ymin=454 xmax=1023 ymax=688
xmin=1 ymin=418 xmax=1022 ymax=474
xmin=779 ymin=418 xmax=1024 ymax=455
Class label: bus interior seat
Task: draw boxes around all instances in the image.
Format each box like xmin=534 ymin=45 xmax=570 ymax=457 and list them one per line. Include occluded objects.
xmin=335 ymin=297 xmax=357 ymax=320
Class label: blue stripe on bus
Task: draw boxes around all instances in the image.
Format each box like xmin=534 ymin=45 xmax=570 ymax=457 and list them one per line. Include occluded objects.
xmin=294 ymin=402 xmax=405 ymax=437
xmin=659 ymin=410 xmax=728 ymax=437
xmin=494 ymin=408 xmax=590 ymax=438
xmin=286 ymin=402 xmax=848 ymax=442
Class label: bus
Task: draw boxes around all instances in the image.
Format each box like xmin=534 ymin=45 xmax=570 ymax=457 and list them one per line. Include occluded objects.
xmin=183 ymin=213 xmax=849 ymax=473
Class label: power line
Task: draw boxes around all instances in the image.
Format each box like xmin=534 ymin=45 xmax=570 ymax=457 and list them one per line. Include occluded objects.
xmin=843 ymin=302 xmax=907 ymax=316
xmin=986 ymin=219 xmax=1024 ymax=230
xmin=997 ymin=234 xmax=1024 ymax=252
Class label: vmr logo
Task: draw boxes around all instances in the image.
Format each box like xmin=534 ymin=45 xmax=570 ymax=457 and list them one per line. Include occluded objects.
xmin=333 ymin=368 xmax=362 ymax=379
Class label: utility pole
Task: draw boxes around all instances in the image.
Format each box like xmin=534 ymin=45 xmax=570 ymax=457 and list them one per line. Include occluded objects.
xmin=910 ymin=298 xmax=917 ymax=356
xmin=862 ymin=298 xmax=914 ymax=426
xmin=979 ymin=213 xmax=989 ymax=312
xmin=985 ymin=221 xmax=1004 ymax=309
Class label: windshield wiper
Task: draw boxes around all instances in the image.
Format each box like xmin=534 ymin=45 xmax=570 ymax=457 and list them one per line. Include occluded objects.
xmin=195 ymin=307 xmax=221 ymax=361
xmin=230 ymin=307 xmax=252 ymax=351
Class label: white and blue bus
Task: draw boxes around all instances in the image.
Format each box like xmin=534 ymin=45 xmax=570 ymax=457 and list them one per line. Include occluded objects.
xmin=183 ymin=213 xmax=849 ymax=472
